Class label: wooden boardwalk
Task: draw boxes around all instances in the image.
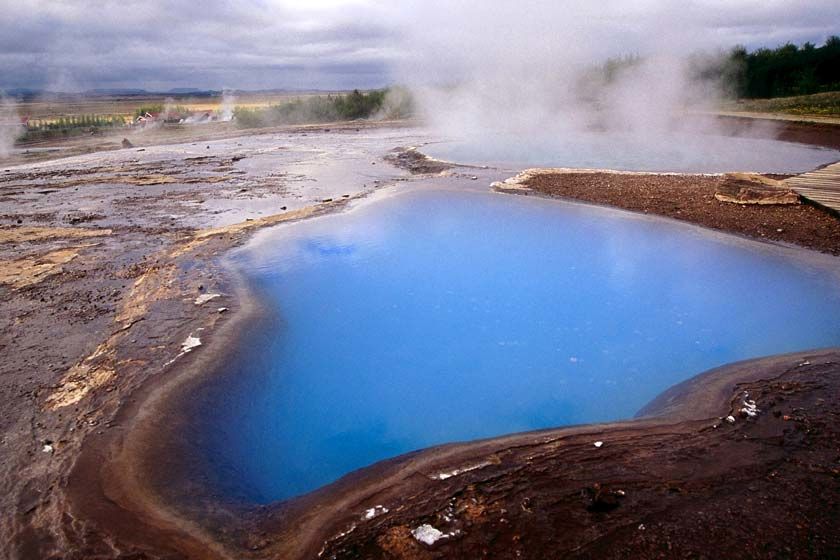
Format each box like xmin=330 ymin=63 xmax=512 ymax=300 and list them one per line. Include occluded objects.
xmin=784 ymin=161 xmax=840 ymax=213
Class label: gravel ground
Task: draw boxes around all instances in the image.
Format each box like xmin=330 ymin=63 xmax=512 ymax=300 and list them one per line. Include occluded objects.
xmin=503 ymin=171 xmax=840 ymax=255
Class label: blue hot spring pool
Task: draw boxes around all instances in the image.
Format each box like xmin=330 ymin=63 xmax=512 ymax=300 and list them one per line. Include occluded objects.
xmin=194 ymin=187 xmax=840 ymax=503
xmin=423 ymin=132 xmax=840 ymax=173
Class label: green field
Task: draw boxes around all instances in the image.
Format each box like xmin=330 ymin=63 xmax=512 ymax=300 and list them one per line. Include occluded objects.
xmin=723 ymin=91 xmax=840 ymax=118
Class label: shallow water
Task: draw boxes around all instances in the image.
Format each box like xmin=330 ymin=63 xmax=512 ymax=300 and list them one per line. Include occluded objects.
xmin=424 ymin=132 xmax=840 ymax=173
xmin=195 ymin=187 xmax=840 ymax=503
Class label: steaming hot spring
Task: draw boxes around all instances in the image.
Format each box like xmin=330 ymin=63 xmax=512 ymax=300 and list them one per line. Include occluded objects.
xmin=182 ymin=135 xmax=840 ymax=502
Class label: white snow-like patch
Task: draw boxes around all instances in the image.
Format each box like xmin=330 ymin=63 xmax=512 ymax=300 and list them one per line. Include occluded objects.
xmin=431 ymin=460 xmax=494 ymax=480
xmin=740 ymin=392 xmax=760 ymax=418
xmin=164 ymin=334 xmax=203 ymax=367
xmin=42 ymin=444 xmax=54 ymax=454
xmin=411 ymin=524 xmax=460 ymax=546
xmin=362 ymin=505 xmax=389 ymax=520
xmin=335 ymin=524 xmax=356 ymax=539
xmin=593 ymin=441 xmax=604 ymax=448
xmin=412 ymin=524 xmax=444 ymax=545
xmin=194 ymin=293 xmax=221 ymax=305
xmin=181 ymin=335 xmax=202 ymax=353
xmin=741 ymin=401 xmax=758 ymax=417
xmin=725 ymin=415 xmax=736 ymax=424
xmin=217 ymin=307 xmax=228 ymax=313
xmin=317 ymin=524 xmax=357 ymax=558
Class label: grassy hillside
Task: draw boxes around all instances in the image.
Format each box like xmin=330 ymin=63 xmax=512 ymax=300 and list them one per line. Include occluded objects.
xmin=723 ymin=91 xmax=840 ymax=118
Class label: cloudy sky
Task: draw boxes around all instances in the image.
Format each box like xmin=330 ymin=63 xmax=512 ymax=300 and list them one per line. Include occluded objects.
xmin=0 ymin=0 xmax=838 ymax=92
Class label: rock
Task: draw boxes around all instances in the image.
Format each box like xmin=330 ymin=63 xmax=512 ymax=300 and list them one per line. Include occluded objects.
xmin=65 ymin=212 xmax=104 ymax=225
xmin=194 ymin=293 xmax=221 ymax=306
xmin=121 ymin=138 xmax=134 ymax=149
xmin=384 ymin=147 xmax=452 ymax=175
xmin=584 ymin=483 xmax=623 ymax=512
xmin=715 ymin=174 xmax=800 ymax=205
xmin=362 ymin=505 xmax=389 ymax=520
xmin=180 ymin=335 xmax=201 ymax=354
xmin=411 ymin=524 xmax=456 ymax=545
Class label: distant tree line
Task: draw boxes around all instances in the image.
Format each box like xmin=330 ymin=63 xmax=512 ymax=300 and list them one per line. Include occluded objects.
xmin=23 ymin=115 xmax=125 ymax=140
xmin=594 ymin=38 xmax=840 ymax=101
xmin=133 ymin=104 xmax=190 ymax=120
xmin=233 ymin=88 xmax=414 ymax=129
xmin=730 ymin=36 xmax=840 ymax=98
xmin=600 ymin=54 xmax=643 ymax=84
xmin=25 ymin=114 xmax=125 ymax=132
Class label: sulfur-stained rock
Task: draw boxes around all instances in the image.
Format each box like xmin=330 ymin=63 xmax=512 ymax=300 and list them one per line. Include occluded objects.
xmin=715 ymin=173 xmax=800 ymax=205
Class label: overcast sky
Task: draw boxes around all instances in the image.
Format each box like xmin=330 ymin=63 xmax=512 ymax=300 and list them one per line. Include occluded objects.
xmin=0 ymin=0 xmax=838 ymax=92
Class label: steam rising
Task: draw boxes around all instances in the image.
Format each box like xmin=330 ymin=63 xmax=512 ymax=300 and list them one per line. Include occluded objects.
xmin=219 ymin=90 xmax=236 ymax=122
xmin=395 ymin=1 xmax=779 ymax=168
xmin=0 ymin=96 xmax=22 ymax=158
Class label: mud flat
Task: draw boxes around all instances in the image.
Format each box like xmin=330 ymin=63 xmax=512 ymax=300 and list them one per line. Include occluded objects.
xmin=1 ymin=122 xmax=839 ymax=559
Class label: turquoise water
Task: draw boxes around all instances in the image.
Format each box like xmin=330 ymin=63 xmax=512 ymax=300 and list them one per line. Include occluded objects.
xmin=196 ymin=187 xmax=840 ymax=503
xmin=424 ymin=134 xmax=840 ymax=173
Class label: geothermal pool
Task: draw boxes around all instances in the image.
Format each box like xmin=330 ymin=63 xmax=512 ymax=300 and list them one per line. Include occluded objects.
xmin=194 ymin=187 xmax=840 ymax=503
xmin=424 ymin=132 xmax=840 ymax=173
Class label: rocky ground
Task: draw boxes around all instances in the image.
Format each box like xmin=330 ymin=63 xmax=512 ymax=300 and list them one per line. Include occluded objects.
xmin=0 ymin=122 xmax=422 ymax=558
xmin=314 ymin=350 xmax=840 ymax=560
xmin=0 ymin=119 xmax=838 ymax=559
xmin=495 ymin=171 xmax=840 ymax=255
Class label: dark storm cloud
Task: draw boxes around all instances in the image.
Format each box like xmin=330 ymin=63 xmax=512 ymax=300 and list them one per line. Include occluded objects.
xmin=0 ymin=0 xmax=400 ymax=91
xmin=0 ymin=1 xmax=837 ymax=91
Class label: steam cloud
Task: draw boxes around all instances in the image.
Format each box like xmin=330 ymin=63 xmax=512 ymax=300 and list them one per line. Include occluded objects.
xmin=219 ymin=90 xmax=236 ymax=122
xmin=0 ymin=96 xmax=23 ymax=158
xmin=393 ymin=1 xmax=783 ymax=168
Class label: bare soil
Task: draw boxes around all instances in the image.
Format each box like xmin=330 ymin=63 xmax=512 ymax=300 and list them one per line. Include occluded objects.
xmin=500 ymin=172 xmax=840 ymax=255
